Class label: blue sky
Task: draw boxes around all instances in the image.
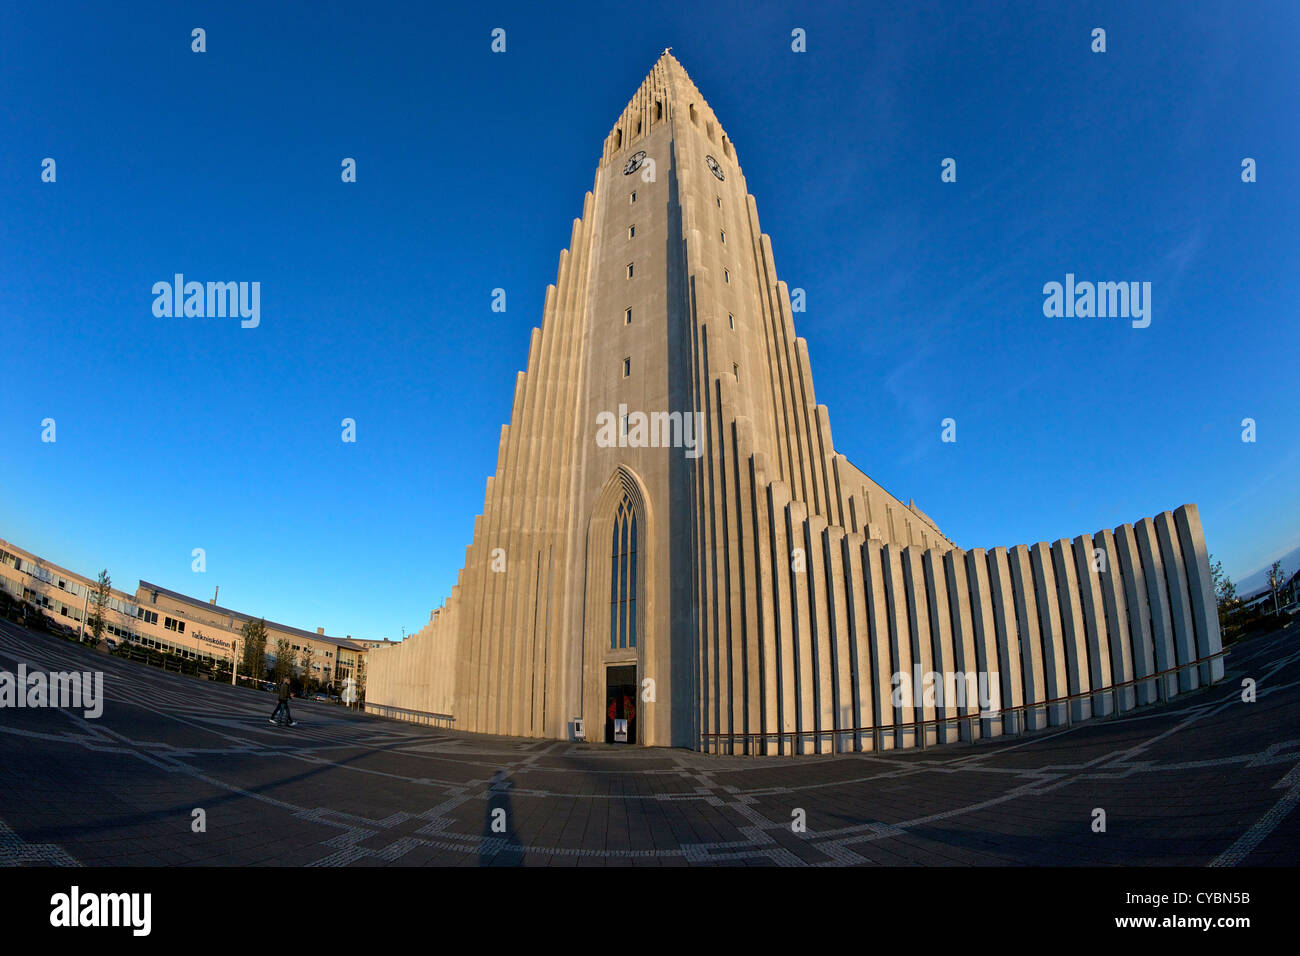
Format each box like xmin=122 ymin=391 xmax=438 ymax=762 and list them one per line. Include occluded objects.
xmin=2 ymin=1 xmax=1296 ymax=640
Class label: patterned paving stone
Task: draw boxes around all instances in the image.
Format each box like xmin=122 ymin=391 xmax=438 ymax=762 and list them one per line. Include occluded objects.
xmin=0 ymin=617 xmax=1297 ymax=865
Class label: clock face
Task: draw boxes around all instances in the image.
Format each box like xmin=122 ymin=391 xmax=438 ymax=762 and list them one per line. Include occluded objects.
xmin=623 ymin=151 xmax=647 ymax=175
xmin=706 ymin=154 xmax=724 ymax=181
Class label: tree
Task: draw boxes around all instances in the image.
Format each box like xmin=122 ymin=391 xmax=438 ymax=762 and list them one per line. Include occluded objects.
xmin=86 ymin=570 xmax=112 ymax=643
xmin=300 ymin=645 xmax=314 ymax=688
xmin=1210 ymin=556 xmax=1236 ymax=605
xmin=1210 ymin=555 xmax=1240 ymax=628
xmin=1267 ymin=561 xmax=1288 ymax=614
xmin=240 ymin=617 xmax=268 ymax=678
xmin=272 ymin=637 xmax=293 ymax=684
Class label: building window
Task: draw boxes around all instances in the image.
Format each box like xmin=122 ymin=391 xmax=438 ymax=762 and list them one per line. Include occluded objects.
xmin=733 ymin=363 xmax=740 ymax=381
xmin=626 ymin=262 xmax=634 ymax=279
xmin=720 ymin=230 xmax=726 ymax=244
xmin=609 ymin=494 xmax=638 ymax=650
xmin=622 ymin=357 xmax=631 ymax=377
xmin=628 ymin=224 xmax=635 ymax=239
xmin=164 ymin=616 xmax=185 ymax=633
xmin=137 ymin=608 xmax=158 ymax=626
xmin=625 ymin=307 xmax=633 ymax=325
xmin=724 ymin=269 xmax=730 ymax=284
xmin=630 ymin=191 xmax=636 ymax=204
xmin=716 ymin=196 xmax=722 ymax=208
xmin=619 ymin=414 xmax=628 ymax=438
xmin=728 ymin=312 xmax=735 ymax=330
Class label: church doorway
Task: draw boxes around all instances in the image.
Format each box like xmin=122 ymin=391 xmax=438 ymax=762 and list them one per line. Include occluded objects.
xmin=605 ymin=665 xmax=637 ymax=744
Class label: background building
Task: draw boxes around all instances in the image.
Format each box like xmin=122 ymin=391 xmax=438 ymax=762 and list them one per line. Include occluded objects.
xmin=0 ymin=537 xmax=367 ymax=686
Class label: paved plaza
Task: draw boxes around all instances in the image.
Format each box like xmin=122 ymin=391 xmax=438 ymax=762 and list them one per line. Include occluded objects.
xmin=0 ymin=617 xmax=1296 ymax=866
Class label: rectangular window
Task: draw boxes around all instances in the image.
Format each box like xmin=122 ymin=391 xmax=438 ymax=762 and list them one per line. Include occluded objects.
xmin=622 ymin=357 xmax=631 ymax=377
xmin=724 ymin=269 xmax=730 ymax=283
xmin=628 ymin=224 xmax=635 ymax=239
xmin=164 ymin=616 xmax=185 ymax=633
xmin=625 ymin=307 xmax=632 ymax=325
xmin=733 ymin=363 xmax=740 ymax=381
xmin=728 ymin=313 xmax=735 ymax=330
xmin=720 ymin=230 xmax=726 ymax=244
xmin=716 ymin=196 xmax=722 ymax=207
xmin=630 ymin=191 xmax=637 ymax=204
xmin=626 ymin=262 xmax=634 ymax=279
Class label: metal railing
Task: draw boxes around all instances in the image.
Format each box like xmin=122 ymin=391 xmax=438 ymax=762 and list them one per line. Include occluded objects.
xmin=365 ymin=701 xmax=455 ymax=728
xmin=699 ymin=649 xmax=1229 ymax=754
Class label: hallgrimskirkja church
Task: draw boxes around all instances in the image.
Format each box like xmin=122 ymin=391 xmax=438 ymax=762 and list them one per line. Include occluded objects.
xmin=365 ymin=51 xmax=1224 ymax=753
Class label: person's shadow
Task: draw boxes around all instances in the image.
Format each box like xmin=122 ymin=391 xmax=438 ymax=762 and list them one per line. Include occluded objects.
xmin=479 ymin=769 xmax=523 ymax=866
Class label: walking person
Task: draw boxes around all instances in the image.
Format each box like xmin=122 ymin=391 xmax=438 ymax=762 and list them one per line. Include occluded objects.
xmin=269 ymin=676 xmax=297 ymax=726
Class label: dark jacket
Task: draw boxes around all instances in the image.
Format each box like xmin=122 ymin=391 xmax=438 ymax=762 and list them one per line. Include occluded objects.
xmin=278 ymin=679 xmax=290 ymax=701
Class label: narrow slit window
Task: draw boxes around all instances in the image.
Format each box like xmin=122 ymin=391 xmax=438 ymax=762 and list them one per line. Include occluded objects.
xmin=630 ymin=191 xmax=637 ymax=204
xmin=724 ymin=269 xmax=730 ymax=284
xmin=610 ymin=495 xmax=638 ymax=650
xmin=728 ymin=312 xmax=735 ymax=330
xmin=628 ymin=224 xmax=636 ymax=239
xmin=626 ymin=262 xmax=634 ymax=279
xmin=623 ymin=357 xmax=631 ymax=377
xmin=625 ymin=307 xmax=633 ymax=325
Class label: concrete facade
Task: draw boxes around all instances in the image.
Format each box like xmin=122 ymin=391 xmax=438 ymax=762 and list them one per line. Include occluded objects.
xmin=364 ymin=52 xmax=1224 ymax=752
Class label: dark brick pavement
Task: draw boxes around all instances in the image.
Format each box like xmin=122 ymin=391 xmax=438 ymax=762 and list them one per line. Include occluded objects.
xmin=1 ymin=616 xmax=1297 ymax=866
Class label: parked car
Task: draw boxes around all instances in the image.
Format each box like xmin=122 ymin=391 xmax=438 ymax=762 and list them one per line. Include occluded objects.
xmin=311 ymin=693 xmax=329 ymax=701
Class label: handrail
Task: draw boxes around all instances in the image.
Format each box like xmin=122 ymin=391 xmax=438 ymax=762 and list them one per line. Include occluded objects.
xmin=698 ymin=648 xmax=1229 ymax=750
xmin=365 ymin=701 xmax=456 ymax=728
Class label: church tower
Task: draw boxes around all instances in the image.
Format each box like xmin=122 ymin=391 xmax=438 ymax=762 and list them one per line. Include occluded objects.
xmin=365 ymin=52 xmax=1223 ymax=754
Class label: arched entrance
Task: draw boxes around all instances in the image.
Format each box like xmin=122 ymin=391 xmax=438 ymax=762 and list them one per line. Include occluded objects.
xmin=583 ymin=468 xmax=652 ymax=745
